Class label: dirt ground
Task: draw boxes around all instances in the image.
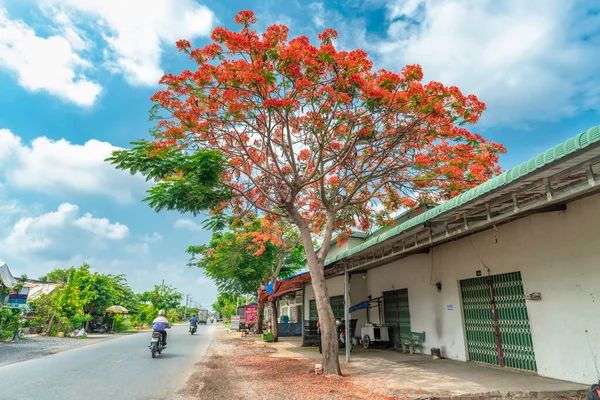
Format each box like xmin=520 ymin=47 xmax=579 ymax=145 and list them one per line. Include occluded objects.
xmin=182 ymin=332 xmax=438 ymax=400
xmin=181 ymin=331 xmax=589 ymax=400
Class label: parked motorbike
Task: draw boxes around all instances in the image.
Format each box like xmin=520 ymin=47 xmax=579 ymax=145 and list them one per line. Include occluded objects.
xmin=318 ymin=319 xmax=353 ymax=354
xmin=337 ymin=319 xmax=353 ymax=353
xmin=189 ymin=323 xmax=197 ymax=335
xmin=89 ymin=322 xmax=108 ymax=333
xmin=149 ymin=331 xmax=165 ymax=358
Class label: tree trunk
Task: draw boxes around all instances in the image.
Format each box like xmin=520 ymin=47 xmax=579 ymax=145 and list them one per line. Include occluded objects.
xmin=44 ymin=309 xmax=57 ymax=336
xmin=256 ymin=302 xmax=265 ymax=334
xmin=294 ymin=219 xmax=341 ymax=375
xmin=310 ymin=258 xmax=340 ymax=375
xmin=269 ymin=300 xmax=279 ymax=342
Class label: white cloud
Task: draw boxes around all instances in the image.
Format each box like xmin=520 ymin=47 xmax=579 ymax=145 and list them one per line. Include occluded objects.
xmin=173 ymin=218 xmax=203 ymax=231
xmin=42 ymin=0 xmax=215 ymax=86
xmin=125 ymin=232 xmax=163 ymax=255
xmin=0 ymin=129 xmax=148 ymax=204
xmin=386 ymin=0 xmax=422 ymax=20
xmin=309 ymin=2 xmax=326 ymax=28
xmin=0 ymin=203 xmax=128 ymax=257
xmin=143 ymin=232 xmax=163 ymax=242
xmin=376 ymin=0 xmax=600 ymax=125
xmin=0 ymin=128 xmax=21 ymax=162
xmin=0 ymin=8 xmax=102 ymax=106
xmin=73 ymin=213 xmax=128 ymax=239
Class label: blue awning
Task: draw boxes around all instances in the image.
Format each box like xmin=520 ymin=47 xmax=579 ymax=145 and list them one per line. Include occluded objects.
xmin=348 ymin=301 xmax=369 ymax=313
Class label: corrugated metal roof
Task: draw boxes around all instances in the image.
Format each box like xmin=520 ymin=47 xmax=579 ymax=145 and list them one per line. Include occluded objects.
xmin=325 ymin=125 xmax=600 ymax=265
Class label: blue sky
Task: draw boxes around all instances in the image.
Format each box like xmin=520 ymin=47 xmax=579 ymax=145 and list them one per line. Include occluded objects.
xmin=0 ymin=0 xmax=598 ymax=305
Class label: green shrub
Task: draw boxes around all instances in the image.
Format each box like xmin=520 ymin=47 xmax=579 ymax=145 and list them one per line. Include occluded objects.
xmin=113 ymin=315 xmax=130 ymax=332
xmin=69 ymin=313 xmax=91 ymax=330
xmin=0 ymin=308 xmax=21 ymax=340
xmin=128 ymin=303 xmax=156 ymax=328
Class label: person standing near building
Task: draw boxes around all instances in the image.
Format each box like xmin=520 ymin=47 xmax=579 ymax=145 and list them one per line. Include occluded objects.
xmin=317 ymin=319 xmax=322 ymax=354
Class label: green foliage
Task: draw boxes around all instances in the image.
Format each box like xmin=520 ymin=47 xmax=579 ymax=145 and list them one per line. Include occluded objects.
xmin=26 ymin=293 xmax=55 ymax=329
xmin=30 ymin=264 xmax=143 ymax=334
xmin=70 ymin=313 xmax=92 ymax=330
xmin=166 ymin=309 xmax=179 ymax=323
xmin=0 ymin=307 xmax=20 ymax=340
xmin=52 ymin=264 xmax=128 ymax=324
xmin=0 ymin=275 xmax=28 ymax=339
xmin=39 ymin=267 xmax=75 ymax=283
xmin=137 ymin=284 xmax=182 ymax=311
xmin=112 ymin=314 xmax=130 ymax=332
xmin=176 ymin=305 xmax=199 ymax=320
xmin=27 ymin=264 xmax=186 ymax=334
xmin=128 ymin=303 xmax=157 ymax=328
xmin=188 ymin=217 xmax=304 ymax=297
xmin=107 ymin=143 xmax=231 ymax=216
xmin=212 ymin=292 xmax=244 ymax=321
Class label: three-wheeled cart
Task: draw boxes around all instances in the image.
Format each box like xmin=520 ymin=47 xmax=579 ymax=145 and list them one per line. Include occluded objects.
xmin=349 ymin=296 xmax=390 ymax=349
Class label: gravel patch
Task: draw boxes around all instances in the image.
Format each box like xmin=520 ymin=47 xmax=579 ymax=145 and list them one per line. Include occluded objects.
xmin=0 ymin=334 xmax=116 ymax=367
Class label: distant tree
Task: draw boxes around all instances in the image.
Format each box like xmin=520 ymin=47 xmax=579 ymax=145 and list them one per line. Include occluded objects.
xmin=39 ymin=267 xmax=75 ymax=283
xmin=138 ymin=284 xmax=183 ymax=312
xmin=188 ymin=216 xmax=303 ymax=336
xmin=212 ymin=292 xmax=243 ymax=321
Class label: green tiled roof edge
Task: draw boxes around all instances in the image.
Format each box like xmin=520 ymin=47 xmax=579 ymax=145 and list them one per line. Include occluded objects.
xmin=325 ymin=125 xmax=600 ymax=266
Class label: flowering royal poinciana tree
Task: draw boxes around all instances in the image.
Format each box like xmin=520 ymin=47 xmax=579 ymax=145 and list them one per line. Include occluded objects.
xmin=118 ymin=11 xmax=505 ymax=374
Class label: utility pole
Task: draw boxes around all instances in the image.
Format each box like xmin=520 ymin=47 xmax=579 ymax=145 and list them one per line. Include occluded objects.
xmin=183 ymin=294 xmax=189 ymax=319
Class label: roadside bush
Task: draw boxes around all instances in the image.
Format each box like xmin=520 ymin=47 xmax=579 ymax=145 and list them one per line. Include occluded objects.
xmin=166 ymin=309 xmax=179 ymax=323
xmin=128 ymin=303 xmax=156 ymax=328
xmin=69 ymin=313 xmax=91 ymax=330
xmin=54 ymin=316 xmax=72 ymax=335
xmin=27 ymin=294 xmax=55 ymax=329
xmin=112 ymin=315 xmax=130 ymax=332
xmin=0 ymin=308 xmax=20 ymax=340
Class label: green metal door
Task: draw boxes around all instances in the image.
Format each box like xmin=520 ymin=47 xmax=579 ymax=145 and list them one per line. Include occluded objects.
xmin=492 ymin=272 xmax=537 ymax=371
xmin=309 ymin=299 xmax=317 ymax=321
xmin=460 ymin=272 xmax=536 ymax=371
xmin=383 ymin=289 xmax=411 ymax=348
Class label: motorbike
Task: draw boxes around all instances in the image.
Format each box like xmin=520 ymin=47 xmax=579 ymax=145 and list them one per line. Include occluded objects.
xmin=337 ymin=318 xmax=353 ymax=352
xmin=189 ymin=323 xmax=197 ymax=335
xmin=318 ymin=318 xmax=353 ymax=353
xmin=149 ymin=331 xmax=165 ymax=358
xmin=89 ymin=322 xmax=108 ymax=333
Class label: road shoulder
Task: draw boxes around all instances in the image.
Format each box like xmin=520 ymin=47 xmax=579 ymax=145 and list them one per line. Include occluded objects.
xmin=0 ymin=333 xmax=136 ymax=367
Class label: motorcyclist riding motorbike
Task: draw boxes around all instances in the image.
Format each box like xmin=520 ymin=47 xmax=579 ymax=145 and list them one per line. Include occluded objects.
xmin=189 ymin=315 xmax=198 ymax=333
xmin=152 ymin=310 xmax=170 ymax=347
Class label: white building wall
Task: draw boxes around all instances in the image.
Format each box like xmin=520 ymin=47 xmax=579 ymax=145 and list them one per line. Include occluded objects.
xmin=304 ymin=275 xmax=345 ymax=316
xmin=365 ymin=193 xmax=600 ymax=384
xmin=348 ymin=274 xmax=369 ymax=329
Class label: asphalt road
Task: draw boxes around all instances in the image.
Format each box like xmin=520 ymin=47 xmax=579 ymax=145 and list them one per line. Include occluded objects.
xmin=0 ymin=323 xmax=215 ymax=400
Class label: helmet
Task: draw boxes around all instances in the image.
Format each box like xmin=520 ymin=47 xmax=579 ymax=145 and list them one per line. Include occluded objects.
xmin=158 ymin=310 xmax=165 ymax=317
